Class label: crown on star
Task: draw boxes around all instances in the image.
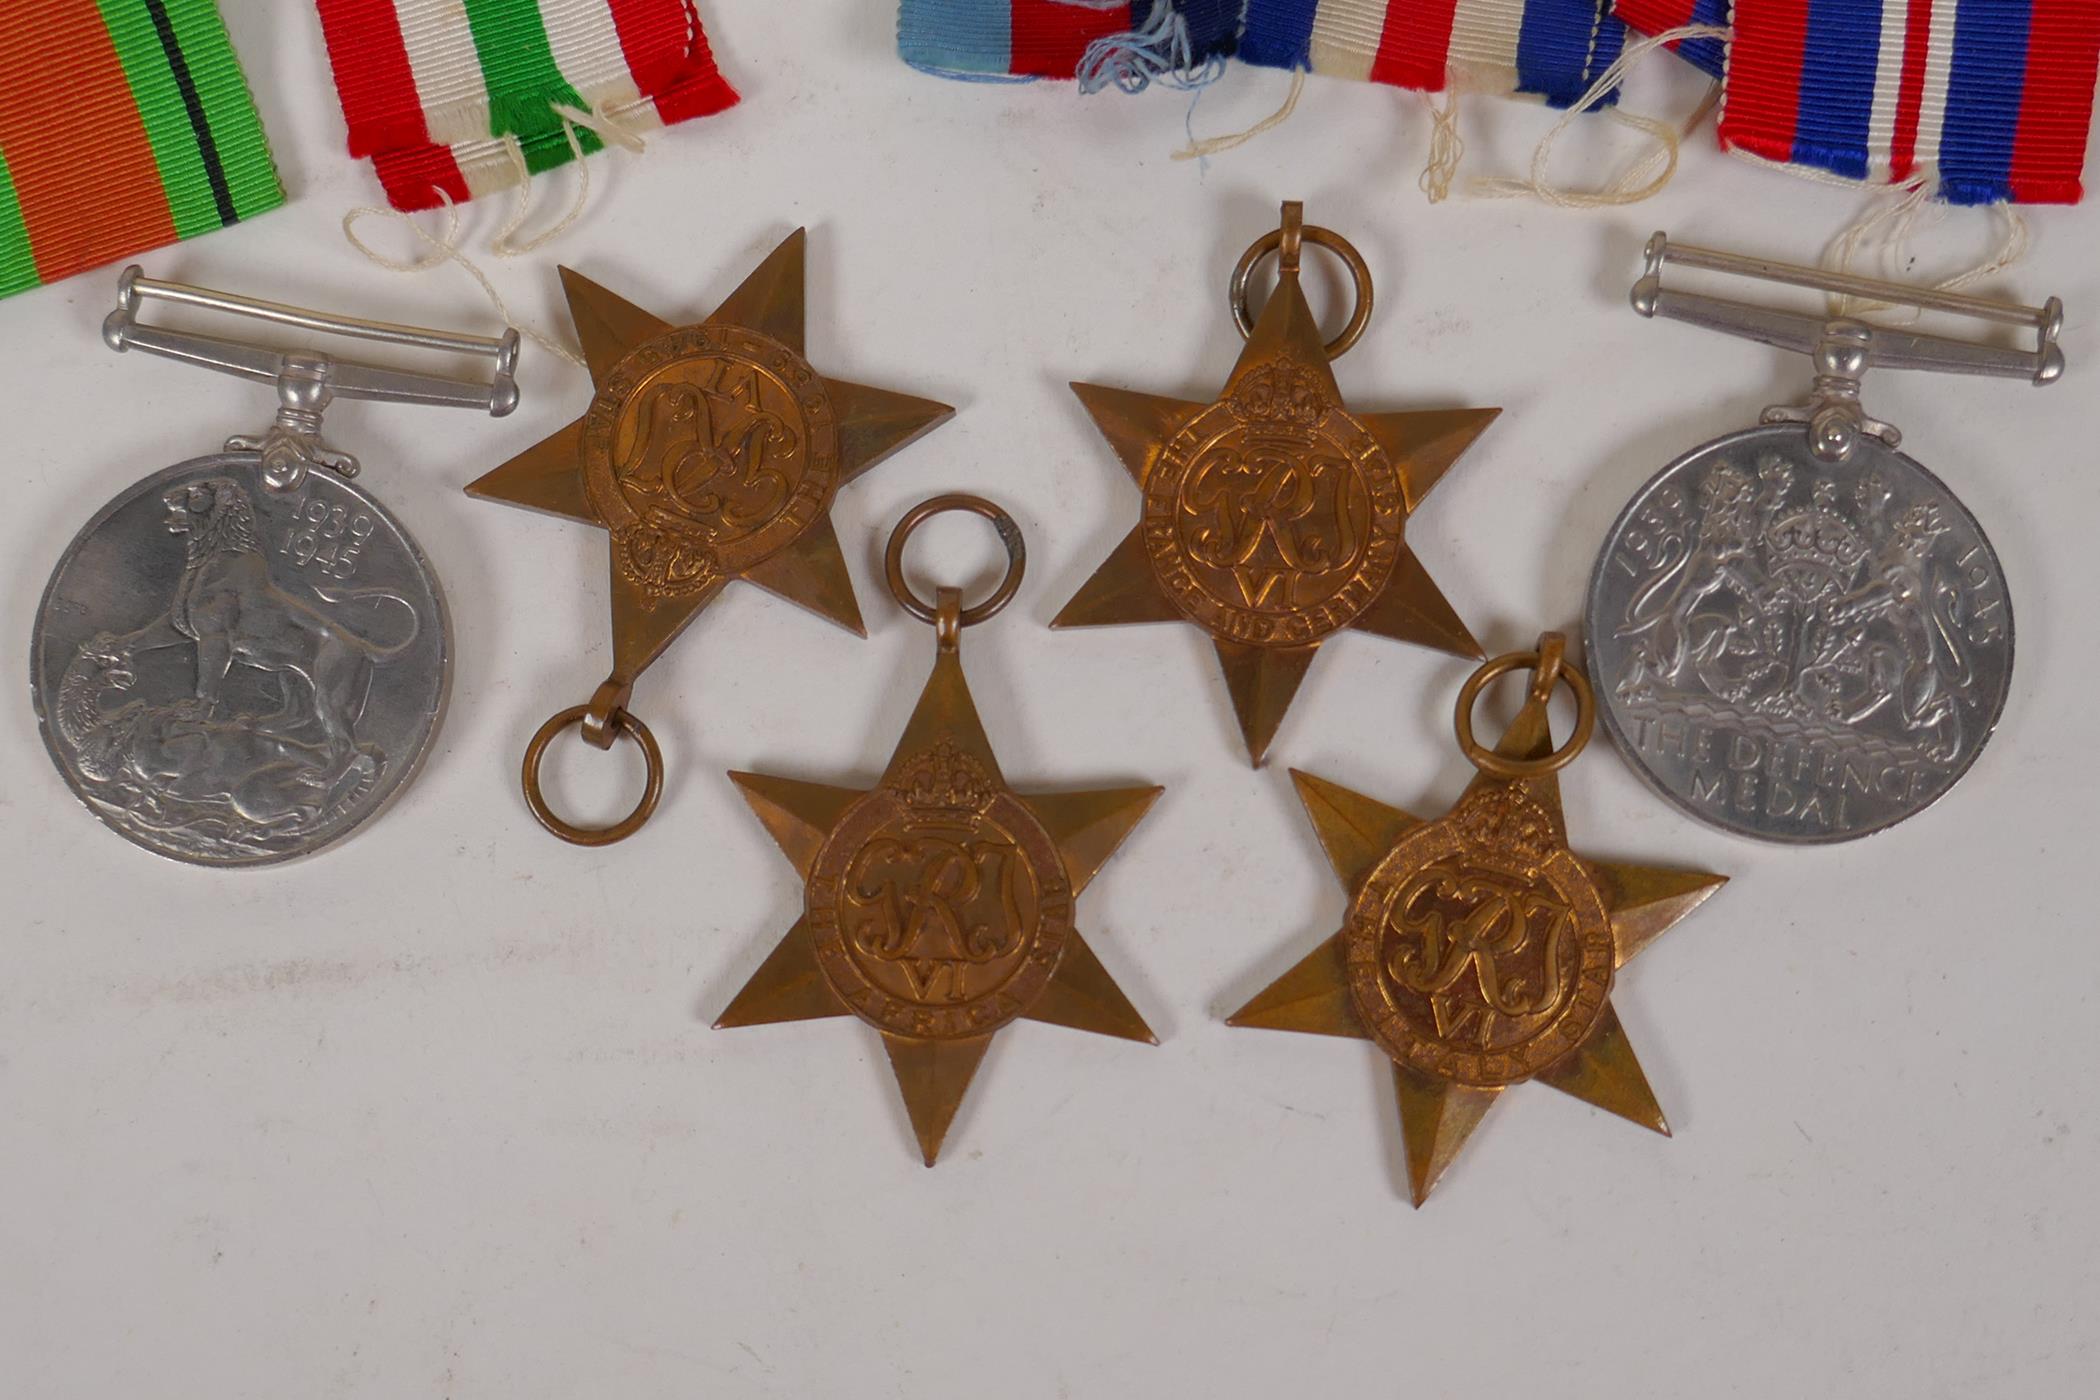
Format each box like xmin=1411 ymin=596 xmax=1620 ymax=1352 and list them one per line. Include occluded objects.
xmin=1452 ymin=784 xmax=1558 ymax=863
xmin=889 ymin=740 xmax=996 ymax=818
xmin=1227 ymin=363 xmax=1327 ymax=447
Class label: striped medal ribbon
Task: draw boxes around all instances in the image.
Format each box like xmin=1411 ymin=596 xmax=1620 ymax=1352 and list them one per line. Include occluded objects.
xmin=315 ymin=0 xmax=740 ymax=212
xmin=899 ymin=1 xmax=1240 ymax=81
xmin=0 ymin=0 xmax=282 ymax=301
xmin=1718 ymin=0 xmax=2100 ymax=204
xmin=1613 ymin=0 xmax=1732 ymax=77
xmin=1238 ymin=0 xmax=1631 ymax=107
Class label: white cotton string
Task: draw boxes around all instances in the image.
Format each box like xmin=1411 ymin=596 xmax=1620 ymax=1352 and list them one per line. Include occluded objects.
xmin=342 ymin=193 xmax=586 ymax=368
xmin=1725 ymin=141 xmax=2035 ymax=317
xmin=337 ymin=98 xmax=659 ymax=369
xmin=491 ymin=125 xmax=588 ymax=257
xmin=1469 ymin=25 xmax=1731 ymax=208
xmin=1824 ymin=180 xmax=1932 ymax=315
xmin=1938 ymin=204 xmax=2029 ymax=293
xmin=1821 ymin=182 xmax=2030 ymax=318
xmin=1418 ymin=87 xmax=1465 ymax=203
xmin=486 ymin=134 xmax=544 ymax=257
xmin=552 ymin=100 xmax=651 ymax=154
xmin=1174 ymin=68 xmax=1305 ymax=160
xmin=343 ymin=192 xmax=466 ymax=275
xmin=490 ymin=104 xmax=651 ymax=257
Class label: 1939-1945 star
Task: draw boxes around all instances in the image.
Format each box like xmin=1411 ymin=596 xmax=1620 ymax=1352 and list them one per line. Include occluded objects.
xmin=717 ymin=497 xmax=1164 ymax=1165
xmin=1231 ymin=636 xmax=1728 ymax=1204
xmin=1055 ymin=202 xmax=1500 ymax=765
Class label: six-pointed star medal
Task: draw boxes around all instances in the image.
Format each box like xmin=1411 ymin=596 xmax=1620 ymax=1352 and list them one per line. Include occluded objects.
xmin=1053 ymin=260 xmax=1500 ymax=765
xmin=716 ymin=628 xmax=1162 ymax=1165
xmin=467 ymin=230 xmax=954 ymax=682
xmin=1228 ymin=682 xmax=1727 ymax=1205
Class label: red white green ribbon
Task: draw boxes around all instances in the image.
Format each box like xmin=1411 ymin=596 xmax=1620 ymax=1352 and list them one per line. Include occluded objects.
xmin=0 ymin=0 xmax=283 ymax=299
xmin=316 ymin=0 xmax=739 ymax=212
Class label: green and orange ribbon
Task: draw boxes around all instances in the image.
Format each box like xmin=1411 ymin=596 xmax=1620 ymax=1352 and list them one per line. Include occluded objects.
xmin=0 ymin=0 xmax=283 ymax=300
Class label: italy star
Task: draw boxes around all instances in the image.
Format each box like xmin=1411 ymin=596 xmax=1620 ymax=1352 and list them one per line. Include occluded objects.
xmin=467 ymin=229 xmax=954 ymax=688
xmin=1053 ymin=206 xmax=1499 ymax=765
xmin=716 ymin=598 xmax=1162 ymax=1165
xmin=1229 ymin=638 xmax=1727 ymax=1204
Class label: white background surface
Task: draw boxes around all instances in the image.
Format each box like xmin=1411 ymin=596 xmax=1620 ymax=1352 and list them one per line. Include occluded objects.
xmin=4 ymin=3 xmax=2096 ymax=1396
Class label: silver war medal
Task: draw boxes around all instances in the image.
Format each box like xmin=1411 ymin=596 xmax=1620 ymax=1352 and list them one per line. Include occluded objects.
xmin=1586 ymin=235 xmax=2061 ymax=843
xmin=32 ymin=268 xmax=519 ymax=866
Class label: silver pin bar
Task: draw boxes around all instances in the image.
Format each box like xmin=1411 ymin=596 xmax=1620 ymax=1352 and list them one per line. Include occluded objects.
xmin=104 ymin=265 xmax=521 ymax=417
xmin=1632 ymin=233 xmax=2063 ymax=387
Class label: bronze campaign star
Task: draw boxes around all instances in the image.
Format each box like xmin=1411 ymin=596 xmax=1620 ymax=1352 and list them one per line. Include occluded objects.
xmin=467 ymin=230 xmax=953 ymax=686
xmin=1053 ymin=208 xmax=1499 ymax=765
xmin=716 ymin=597 xmax=1162 ymax=1165
xmin=1229 ymin=640 xmax=1727 ymax=1204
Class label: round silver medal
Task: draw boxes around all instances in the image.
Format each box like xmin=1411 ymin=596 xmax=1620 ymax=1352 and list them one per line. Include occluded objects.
xmin=32 ymin=454 xmax=450 ymax=866
xmin=1585 ymin=423 xmax=2012 ymax=843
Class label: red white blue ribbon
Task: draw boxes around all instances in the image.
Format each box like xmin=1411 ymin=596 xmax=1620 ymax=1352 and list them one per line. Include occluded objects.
xmin=1718 ymin=0 xmax=2100 ymax=204
xmin=1613 ymin=0 xmax=1731 ymax=77
xmin=1238 ymin=0 xmax=1630 ymax=107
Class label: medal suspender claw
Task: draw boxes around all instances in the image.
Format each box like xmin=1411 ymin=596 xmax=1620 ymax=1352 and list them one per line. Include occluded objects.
xmin=32 ymin=267 xmax=518 ymax=867
xmin=717 ymin=495 xmax=1164 ymax=1167
xmin=470 ymin=230 xmax=955 ymax=847
xmin=1587 ymin=235 xmax=2062 ymax=844
xmin=1230 ymin=632 xmax=1728 ymax=1206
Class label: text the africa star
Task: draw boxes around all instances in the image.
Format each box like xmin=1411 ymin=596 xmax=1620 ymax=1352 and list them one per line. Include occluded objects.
xmin=1053 ymin=211 xmax=1499 ymax=766
xmin=1229 ymin=642 xmax=1727 ymax=1205
xmin=716 ymin=601 xmax=1162 ymax=1165
xmin=466 ymin=229 xmax=954 ymax=685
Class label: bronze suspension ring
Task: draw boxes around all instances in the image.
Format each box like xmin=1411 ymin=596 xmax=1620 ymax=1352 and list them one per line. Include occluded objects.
xmin=1454 ymin=633 xmax=1596 ymax=779
xmin=1229 ymin=201 xmax=1375 ymax=360
xmin=521 ymin=703 xmax=665 ymax=847
xmin=884 ymin=493 xmax=1028 ymax=631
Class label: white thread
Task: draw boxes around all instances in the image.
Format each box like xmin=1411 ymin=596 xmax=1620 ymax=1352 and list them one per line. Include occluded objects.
xmin=1821 ymin=181 xmax=2029 ymax=319
xmin=490 ymin=104 xmax=652 ymax=256
xmin=492 ymin=124 xmax=584 ymax=256
xmin=1469 ymin=25 xmax=1730 ymax=208
xmin=339 ymin=98 xmax=661 ymax=369
xmin=552 ymin=100 xmax=651 ymax=153
xmin=487 ymin=134 xmax=542 ymax=256
xmin=1724 ymin=144 xmax=2033 ymax=316
xmin=342 ymin=193 xmax=585 ymax=367
xmin=1174 ymin=68 xmax=1305 ymax=160
xmin=1419 ymin=87 xmax=1465 ymax=204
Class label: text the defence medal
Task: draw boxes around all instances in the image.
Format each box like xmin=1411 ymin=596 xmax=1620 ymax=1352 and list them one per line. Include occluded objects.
xmin=717 ymin=497 xmax=1163 ymax=1165
xmin=1586 ymin=236 xmax=2059 ymax=843
xmin=468 ymin=230 xmax=954 ymax=845
xmin=1230 ymin=635 xmax=1727 ymax=1205
xmin=32 ymin=269 xmax=517 ymax=866
xmin=1054 ymin=202 xmax=1500 ymax=765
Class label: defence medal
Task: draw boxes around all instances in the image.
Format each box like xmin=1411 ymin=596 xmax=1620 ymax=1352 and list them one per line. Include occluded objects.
xmin=1054 ymin=201 xmax=1500 ymax=764
xmin=717 ymin=495 xmax=1163 ymax=1165
xmin=467 ymin=230 xmax=954 ymax=845
xmin=1230 ymin=634 xmax=1727 ymax=1205
xmin=1587 ymin=235 xmax=2060 ymax=843
xmin=32 ymin=267 xmax=518 ymax=865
